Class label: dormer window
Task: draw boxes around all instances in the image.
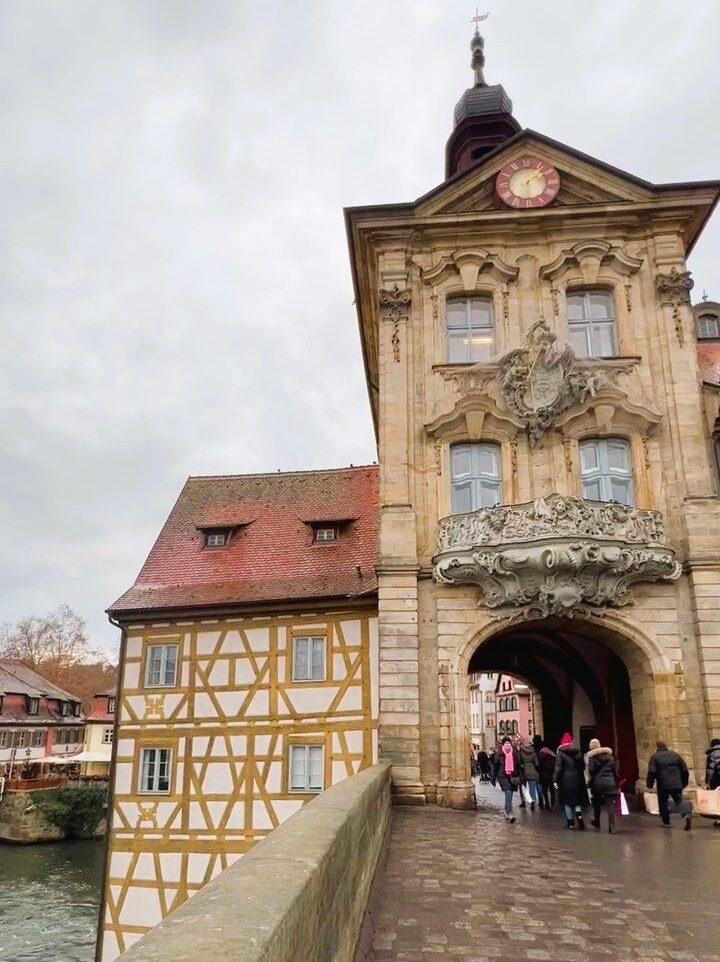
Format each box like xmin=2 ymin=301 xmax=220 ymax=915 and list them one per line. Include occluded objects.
xmin=107 ymin=697 xmax=116 ymax=714
xmin=314 ymin=526 xmax=337 ymax=543
xmin=60 ymin=701 xmax=70 ymax=717
xmin=205 ymin=529 xmax=230 ymax=548
xmin=26 ymin=697 xmax=39 ymax=715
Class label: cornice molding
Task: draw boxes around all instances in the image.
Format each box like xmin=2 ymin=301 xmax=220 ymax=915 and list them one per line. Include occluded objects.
xmin=539 ymin=240 xmax=643 ymax=283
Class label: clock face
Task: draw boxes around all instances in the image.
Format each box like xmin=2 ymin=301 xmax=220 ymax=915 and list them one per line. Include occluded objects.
xmin=495 ymin=156 xmax=560 ymax=209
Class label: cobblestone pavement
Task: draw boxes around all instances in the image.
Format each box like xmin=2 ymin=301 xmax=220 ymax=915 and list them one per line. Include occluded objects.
xmin=362 ymin=781 xmax=720 ymax=962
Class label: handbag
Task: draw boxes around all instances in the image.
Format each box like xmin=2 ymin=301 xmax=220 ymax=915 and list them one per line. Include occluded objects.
xmin=521 ymin=783 xmax=533 ymax=805
xmin=615 ymin=792 xmax=629 ymax=816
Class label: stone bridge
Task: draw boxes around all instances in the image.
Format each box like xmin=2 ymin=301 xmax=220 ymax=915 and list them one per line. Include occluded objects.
xmin=113 ymin=767 xmax=719 ymax=962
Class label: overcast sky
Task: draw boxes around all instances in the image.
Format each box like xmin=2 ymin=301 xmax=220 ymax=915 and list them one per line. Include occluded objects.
xmin=1 ymin=0 xmax=719 ymax=653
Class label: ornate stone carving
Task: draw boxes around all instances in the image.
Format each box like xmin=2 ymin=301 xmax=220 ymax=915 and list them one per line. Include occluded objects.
xmin=498 ymin=318 xmax=603 ymax=444
xmin=432 ymin=494 xmax=680 ymax=618
xmin=656 ymin=268 xmax=693 ymax=348
xmin=379 ymin=284 xmax=410 ymax=363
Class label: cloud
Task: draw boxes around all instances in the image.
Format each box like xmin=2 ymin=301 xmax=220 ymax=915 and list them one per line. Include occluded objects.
xmin=1 ymin=0 xmax=718 ymax=648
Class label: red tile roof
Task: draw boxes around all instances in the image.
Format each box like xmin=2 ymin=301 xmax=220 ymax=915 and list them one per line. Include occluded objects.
xmin=698 ymin=341 xmax=720 ymax=384
xmin=109 ymin=465 xmax=379 ymax=616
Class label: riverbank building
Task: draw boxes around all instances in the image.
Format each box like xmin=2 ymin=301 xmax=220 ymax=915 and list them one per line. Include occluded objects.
xmin=99 ymin=25 xmax=720 ymax=960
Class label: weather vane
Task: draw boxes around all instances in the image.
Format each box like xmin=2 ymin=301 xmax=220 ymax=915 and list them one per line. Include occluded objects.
xmin=471 ymin=8 xmax=490 ymax=31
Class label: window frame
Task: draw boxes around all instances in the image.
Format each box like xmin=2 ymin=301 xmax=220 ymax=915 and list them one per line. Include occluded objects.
xmin=313 ymin=526 xmax=337 ymax=543
xmin=139 ymin=746 xmax=172 ymax=795
xmin=697 ymin=313 xmax=720 ymax=340
xmin=450 ymin=442 xmax=502 ymax=515
xmin=26 ymin=697 xmax=39 ymax=716
xmin=445 ymin=294 xmax=496 ymax=364
xmin=102 ymin=728 xmax=114 ymax=745
xmin=579 ymin=437 xmax=634 ymax=506
xmin=107 ymin=697 xmax=116 ymax=714
xmin=30 ymin=730 xmax=45 ymax=748
xmin=566 ymin=288 xmax=617 ymax=359
xmin=288 ymin=744 xmax=324 ymax=793
xmin=144 ymin=643 xmax=179 ymax=689
xmin=204 ymin=529 xmax=230 ymax=548
xmin=291 ymin=635 xmax=327 ymax=683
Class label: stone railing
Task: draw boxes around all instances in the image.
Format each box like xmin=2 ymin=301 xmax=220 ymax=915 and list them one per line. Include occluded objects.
xmin=433 ymin=494 xmax=681 ymax=618
xmin=117 ymin=762 xmax=392 ymax=962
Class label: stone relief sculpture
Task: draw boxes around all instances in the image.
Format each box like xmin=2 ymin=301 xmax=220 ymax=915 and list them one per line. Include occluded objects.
xmin=432 ymin=494 xmax=680 ymax=618
xmin=497 ymin=318 xmax=603 ymax=443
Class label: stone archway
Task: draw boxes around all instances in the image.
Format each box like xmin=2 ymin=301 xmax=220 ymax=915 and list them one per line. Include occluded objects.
xmin=437 ymin=613 xmax=682 ymax=809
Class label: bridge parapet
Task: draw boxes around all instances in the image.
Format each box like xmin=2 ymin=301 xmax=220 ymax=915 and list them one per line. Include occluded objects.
xmin=117 ymin=762 xmax=391 ymax=962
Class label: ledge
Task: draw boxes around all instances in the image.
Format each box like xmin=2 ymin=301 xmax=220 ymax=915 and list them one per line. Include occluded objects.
xmin=117 ymin=763 xmax=392 ymax=962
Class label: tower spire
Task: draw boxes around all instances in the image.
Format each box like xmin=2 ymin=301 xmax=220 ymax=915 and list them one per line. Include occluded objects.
xmin=469 ymin=10 xmax=489 ymax=86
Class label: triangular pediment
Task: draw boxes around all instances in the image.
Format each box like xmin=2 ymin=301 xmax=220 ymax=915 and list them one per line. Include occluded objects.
xmin=416 ymin=130 xmax=655 ymax=217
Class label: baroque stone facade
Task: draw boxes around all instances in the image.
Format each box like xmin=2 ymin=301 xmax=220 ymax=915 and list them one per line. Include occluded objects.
xmin=347 ymin=62 xmax=720 ymax=807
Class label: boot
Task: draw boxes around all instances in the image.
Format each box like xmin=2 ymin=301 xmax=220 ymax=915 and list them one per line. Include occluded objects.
xmin=590 ymin=818 xmax=600 ymax=830
xmin=566 ymin=818 xmax=575 ymax=829
xmin=576 ymin=814 xmax=586 ymax=831
xmin=530 ymin=801 xmax=535 ymax=812
xmin=608 ymin=816 xmax=615 ymax=834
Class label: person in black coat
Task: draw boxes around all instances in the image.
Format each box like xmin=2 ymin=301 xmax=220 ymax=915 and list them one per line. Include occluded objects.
xmin=536 ymin=743 xmax=556 ymax=810
xmin=705 ymin=738 xmax=720 ymax=789
xmin=646 ymin=740 xmax=692 ymax=829
xmin=553 ymin=732 xmax=589 ymax=829
xmin=586 ymin=738 xmax=619 ymax=833
xmin=491 ymin=737 xmax=521 ymax=822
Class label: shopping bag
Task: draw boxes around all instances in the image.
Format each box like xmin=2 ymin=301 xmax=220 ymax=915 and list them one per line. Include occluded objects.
xmin=619 ymin=792 xmax=629 ymax=816
xmin=521 ymin=783 xmax=532 ymax=805
xmin=696 ymin=787 xmax=720 ymax=817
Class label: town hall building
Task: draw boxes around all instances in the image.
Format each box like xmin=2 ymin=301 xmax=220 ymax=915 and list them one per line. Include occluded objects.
xmin=98 ymin=25 xmax=720 ymax=960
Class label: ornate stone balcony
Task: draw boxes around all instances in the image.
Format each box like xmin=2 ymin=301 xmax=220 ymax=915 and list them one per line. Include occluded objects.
xmin=432 ymin=494 xmax=681 ymax=617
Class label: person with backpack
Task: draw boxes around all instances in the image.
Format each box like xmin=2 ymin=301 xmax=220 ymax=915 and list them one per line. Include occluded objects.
xmin=491 ymin=736 xmax=521 ymax=823
xmin=646 ymin=740 xmax=692 ymax=830
xmin=553 ymin=732 xmax=589 ymax=829
xmin=586 ymin=738 xmax=619 ymax=833
xmin=705 ymin=738 xmax=720 ymax=789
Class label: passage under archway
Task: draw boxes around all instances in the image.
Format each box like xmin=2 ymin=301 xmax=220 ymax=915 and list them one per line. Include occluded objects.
xmin=467 ymin=618 xmax=641 ymax=785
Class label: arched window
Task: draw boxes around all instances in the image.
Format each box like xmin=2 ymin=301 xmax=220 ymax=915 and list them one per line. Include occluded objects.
xmin=451 ymin=443 xmax=502 ymax=514
xmin=697 ymin=314 xmax=720 ymax=340
xmin=446 ymin=295 xmax=495 ymax=363
xmin=511 ymin=696 xmax=518 ymax=711
xmin=512 ymin=720 xmax=519 ymax=735
xmin=566 ymin=290 xmax=616 ymax=358
xmin=498 ymin=721 xmax=504 ymax=735
xmin=580 ymin=437 xmax=634 ymax=506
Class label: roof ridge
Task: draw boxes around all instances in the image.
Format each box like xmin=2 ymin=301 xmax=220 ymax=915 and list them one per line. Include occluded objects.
xmin=187 ymin=464 xmax=378 ymax=481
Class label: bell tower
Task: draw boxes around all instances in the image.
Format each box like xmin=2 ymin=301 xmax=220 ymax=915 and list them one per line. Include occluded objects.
xmin=445 ymin=17 xmax=520 ymax=178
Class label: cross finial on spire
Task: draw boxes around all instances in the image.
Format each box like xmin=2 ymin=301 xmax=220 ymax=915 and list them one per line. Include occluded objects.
xmin=469 ymin=9 xmax=489 ymax=85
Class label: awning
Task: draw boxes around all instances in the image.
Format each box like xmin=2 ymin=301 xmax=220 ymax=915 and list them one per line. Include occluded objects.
xmin=44 ymin=751 xmax=111 ymax=764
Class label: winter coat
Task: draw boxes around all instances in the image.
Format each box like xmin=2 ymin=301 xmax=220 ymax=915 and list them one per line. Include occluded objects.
xmin=518 ymin=745 xmax=539 ymax=780
xmin=491 ymin=747 xmax=521 ymax=792
xmin=705 ymin=744 xmax=720 ymax=790
xmin=553 ymin=745 xmax=589 ymax=808
xmin=646 ymin=749 xmax=689 ymax=794
xmin=586 ymin=747 xmax=618 ymax=798
xmin=537 ymin=746 xmax=556 ymax=785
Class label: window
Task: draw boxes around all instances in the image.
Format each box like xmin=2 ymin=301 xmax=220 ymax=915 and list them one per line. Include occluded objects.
xmin=103 ymin=728 xmax=114 ymax=745
xmin=450 ymin=443 xmax=501 ymax=514
xmin=13 ymin=730 xmax=29 ymax=748
xmin=145 ymin=644 xmax=178 ymax=688
xmin=0 ymin=731 xmax=9 ymax=748
xmin=139 ymin=747 xmax=172 ymax=793
xmin=566 ymin=290 xmax=616 ymax=358
xmin=60 ymin=701 xmax=70 ymax=717
xmin=580 ymin=438 xmax=634 ymax=506
xmin=511 ymin=697 xmax=518 ymax=711
xmin=314 ymin=527 xmax=337 ymax=543
xmin=26 ymin=697 xmax=39 ymax=715
xmin=289 ymin=744 xmax=323 ymax=792
xmin=446 ymin=295 xmax=495 ymax=363
xmin=697 ymin=314 xmax=720 ymax=339
xmin=512 ymin=720 xmax=519 ymax=735
xmin=205 ymin=530 xmax=229 ymax=548
xmin=56 ymin=728 xmax=82 ymax=745
xmin=30 ymin=730 xmax=45 ymax=748
xmin=107 ymin=697 xmax=116 ymax=714
xmin=292 ymin=636 xmax=326 ymax=682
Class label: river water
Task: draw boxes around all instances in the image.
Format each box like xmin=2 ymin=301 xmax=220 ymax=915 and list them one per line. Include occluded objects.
xmin=0 ymin=840 xmax=104 ymax=962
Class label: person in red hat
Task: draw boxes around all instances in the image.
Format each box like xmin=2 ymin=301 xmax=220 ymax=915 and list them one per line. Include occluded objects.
xmin=553 ymin=732 xmax=589 ymax=829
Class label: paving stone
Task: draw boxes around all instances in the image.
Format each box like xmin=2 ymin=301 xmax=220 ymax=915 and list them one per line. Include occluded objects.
xmin=363 ymin=784 xmax=720 ymax=962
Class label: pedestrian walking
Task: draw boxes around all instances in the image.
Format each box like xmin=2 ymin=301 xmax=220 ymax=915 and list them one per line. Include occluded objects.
xmin=586 ymin=738 xmax=619 ymax=833
xmin=491 ymin=736 xmax=521 ymax=823
xmin=518 ymin=736 xmax=540 ymax=811
xmin=537 ymin=742 xmax=556 ymax=810
xmin=705 ymin=738 xmax=720 ymax=789
xmin=646 ymin=740 xmax=692 ymax=830
xmin=553 ymin=732 xmax=588 ymax=829
xmin=477 ymin=749 xmax=490 ymax=782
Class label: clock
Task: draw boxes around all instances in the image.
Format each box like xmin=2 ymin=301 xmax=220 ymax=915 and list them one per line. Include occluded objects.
xmin=495 ymin=156 xmax=560 ymax=209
